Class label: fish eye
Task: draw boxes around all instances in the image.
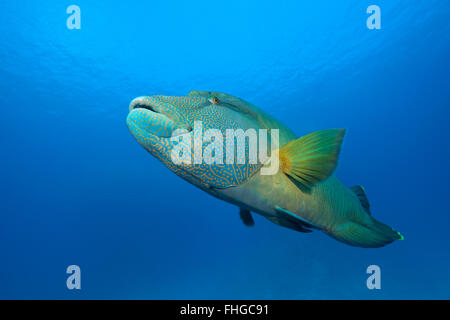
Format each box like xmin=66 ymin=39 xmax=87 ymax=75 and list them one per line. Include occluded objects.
xmin=209 ymin=96 xmax=219 ymax=105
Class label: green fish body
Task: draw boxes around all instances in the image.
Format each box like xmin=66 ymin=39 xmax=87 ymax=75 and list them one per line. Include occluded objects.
xmin=127 ymin=91 xmax=402 ymax=248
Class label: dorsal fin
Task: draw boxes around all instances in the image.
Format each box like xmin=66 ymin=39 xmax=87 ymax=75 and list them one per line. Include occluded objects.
xmin=188 ymin=91 xmax=297 ymax=140
xmin=189 ymin=91 xmax=260 ymax=119
xmin=350 ymin=185 xmax=371 ymax=214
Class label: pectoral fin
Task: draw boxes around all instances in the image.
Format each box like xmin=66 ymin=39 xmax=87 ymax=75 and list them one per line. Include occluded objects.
xmin=279 ymin=129 xmax=346 ymax=191
xmin=275 ymin=206 xmax=319 ymax=232
xmin=239 ymin=208 xmax=255 ymax=227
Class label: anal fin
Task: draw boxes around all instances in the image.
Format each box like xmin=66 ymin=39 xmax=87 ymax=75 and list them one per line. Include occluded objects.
xmin=275 ymin=206 xmax=319 ymax=232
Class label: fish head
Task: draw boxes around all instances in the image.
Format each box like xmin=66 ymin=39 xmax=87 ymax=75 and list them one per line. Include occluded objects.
xmin=126 ymin=92 xmax=265 ymax=190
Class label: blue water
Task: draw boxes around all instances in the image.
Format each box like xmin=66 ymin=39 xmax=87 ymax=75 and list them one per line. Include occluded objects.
xmin=1 ymin=0 xmax=449 ymax=299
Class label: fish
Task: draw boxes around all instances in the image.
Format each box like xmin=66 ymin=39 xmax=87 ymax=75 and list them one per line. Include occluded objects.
xmin=126 ymin=91 xmax=403 ymax=248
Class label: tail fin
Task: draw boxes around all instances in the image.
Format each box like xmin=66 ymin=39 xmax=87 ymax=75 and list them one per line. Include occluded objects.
xmin=327 ymin=217 xmax=403 ymax=248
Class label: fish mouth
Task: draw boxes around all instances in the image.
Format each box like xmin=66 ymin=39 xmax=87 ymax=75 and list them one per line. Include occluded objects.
xmin=127 ymin=96 xmax=189 ymax=138
xmin=128 ymin=97 xmax=158 ymax=113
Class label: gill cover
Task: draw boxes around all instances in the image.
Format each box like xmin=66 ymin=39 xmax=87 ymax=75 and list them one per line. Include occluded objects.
xmin=170 ymin=92 xmax=266 ymax=189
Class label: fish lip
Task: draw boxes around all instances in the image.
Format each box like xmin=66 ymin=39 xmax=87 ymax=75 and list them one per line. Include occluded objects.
xmin=129 ymin=96 xmax=159 ymax=113
xmin=127 ymin=96 xmax=191 ymax=138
